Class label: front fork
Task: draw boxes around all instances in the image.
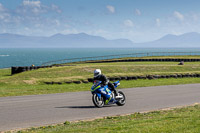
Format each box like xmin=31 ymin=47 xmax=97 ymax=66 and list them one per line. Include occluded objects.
xmin=96 ymin=91 xmax=116 ymax=104
xmin=105 ymin=92 xmax=117 ymax=104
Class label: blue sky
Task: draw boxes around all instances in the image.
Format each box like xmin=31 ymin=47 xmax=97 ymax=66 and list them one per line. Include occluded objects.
xmin=0 ymin=0 xmax=200 ymax=42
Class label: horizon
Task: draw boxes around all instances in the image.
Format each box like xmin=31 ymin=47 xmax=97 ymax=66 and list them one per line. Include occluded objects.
xmin=1 ymin=31 xmax=200 ymax=44
xmin=1 ymin=0 xmax=200 ymax=43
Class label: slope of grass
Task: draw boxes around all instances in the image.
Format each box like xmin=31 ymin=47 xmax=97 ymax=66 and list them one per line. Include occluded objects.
xmin=0 ymin=78 xmax=200 ymax=97
xmin=20 ymin=104 xmax=200 ymax=133
xmin=0 ymin=68 xmax=10 ymax=78
xmin=119 ymin=55 xmax=200 ymax=59
xmin=1 ymin=57 xmax=200 ymax=97
xmin=1 ymin=62 xmax=200 ymax=85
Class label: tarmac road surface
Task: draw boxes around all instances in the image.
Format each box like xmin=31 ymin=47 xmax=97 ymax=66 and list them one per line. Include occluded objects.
xmin=0 ymin=84 xmax=200 ymax=132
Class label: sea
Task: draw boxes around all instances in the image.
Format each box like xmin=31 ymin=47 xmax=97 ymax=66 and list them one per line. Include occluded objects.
xmin=1 ymin=48 xmax=200 ymax=69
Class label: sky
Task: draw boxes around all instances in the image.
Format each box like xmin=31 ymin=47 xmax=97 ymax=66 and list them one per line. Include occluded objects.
xmin=0 ymin=0 xmax=200 ymax=42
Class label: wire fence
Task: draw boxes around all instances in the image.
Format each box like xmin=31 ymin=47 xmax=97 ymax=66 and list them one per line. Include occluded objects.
xmin=42 ymin=51 xmax=200 ymax=66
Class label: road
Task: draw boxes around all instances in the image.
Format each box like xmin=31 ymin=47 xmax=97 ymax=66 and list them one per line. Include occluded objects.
xmin=0 ymin=84 xmax=200 ymax=131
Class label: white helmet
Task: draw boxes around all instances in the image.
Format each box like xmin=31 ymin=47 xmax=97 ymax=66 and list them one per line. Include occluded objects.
xmin=94 ymin=69 xmax=101 ymax=77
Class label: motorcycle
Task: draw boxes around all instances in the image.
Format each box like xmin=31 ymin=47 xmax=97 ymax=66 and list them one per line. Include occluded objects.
xmin=91 ymin=80 xmax=126 ymax=108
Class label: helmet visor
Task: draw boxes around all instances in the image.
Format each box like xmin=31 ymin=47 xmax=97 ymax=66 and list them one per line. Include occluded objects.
xmin=94 ymin=72 xmax=99 ymax=77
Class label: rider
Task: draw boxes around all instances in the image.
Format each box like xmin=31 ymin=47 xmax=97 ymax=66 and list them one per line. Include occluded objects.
xmin=93 ymin=69 xmax=121 ymax=99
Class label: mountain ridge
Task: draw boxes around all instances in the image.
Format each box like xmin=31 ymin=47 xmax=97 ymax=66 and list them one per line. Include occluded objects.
xmin=0 ymin=33 xmax=133 ymax=48
xmin=1 ymin=32 xmax=200 ymax=48
xmin=136 ymin=32 xmax=200 ymax=47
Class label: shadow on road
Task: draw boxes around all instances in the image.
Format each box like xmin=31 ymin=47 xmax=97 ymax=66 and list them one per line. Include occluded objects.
xmin=55 ymin=105 xmax=96 ymax=109
xmin=55 ymin=105 xmax=117 ymax=109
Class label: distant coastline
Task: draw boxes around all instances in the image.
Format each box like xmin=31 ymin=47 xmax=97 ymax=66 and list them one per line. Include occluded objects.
xmin=1 ymin=32 xmax=200 ymax=48
xmin=1 ymin=48 xmax=200 ymax=69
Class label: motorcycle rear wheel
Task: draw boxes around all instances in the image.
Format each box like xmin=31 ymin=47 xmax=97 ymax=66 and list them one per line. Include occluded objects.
xmin=92 ymin=94 xmax=104 ymax=108
xmin=116 ymin=91 xmax=126 ymax=106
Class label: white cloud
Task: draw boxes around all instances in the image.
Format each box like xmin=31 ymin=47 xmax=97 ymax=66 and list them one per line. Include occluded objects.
xmin=13 ymin=0 xmax=62 ymax=27
xmin=106 ymin=5 xmax=115 ymax=13
xmin=51 ymin=4 xmax=62 ymax=13
xmin=124 ymin=19 xmax=134 ymax=27
xmin=135 ymin=9 xmax=141 ymax=16
xmin=174 ymin=11 xmax=184 ymax=21
xmin=17 ymin=0 xmax=62 ymax=15
xmin=0 ymin=1 xmax=65 ymax=36
xmin=0 ymin=3 xmax=5 ymax=12
xmin=156 ymin=18 xmax=160 ymax=27
xmin=55 ymin=20 xmax=60 ymax=26
xmin=62 ymin=29 xmax=79 ymax=34
xmin=24 ymin=27 xmax=30 ymax=31
xmin=0 ymin=3 xmax=10 ymax=22
xmin=16 ymin=0 xmax=46 ymax=15
xmin=0 ymin=13 xmax=10 ymax=21
xmin=90 ymin=29 xmax=108 ymax=35
xmin=32 ymin=8 xmax=41 ymax=14
xmin=34 ymin=24 xmax=42 ymax=28
xmin=22 ymin=0 xmax=41 ymax=7
xmin=191 ymin=14 xmax=199 ymax=21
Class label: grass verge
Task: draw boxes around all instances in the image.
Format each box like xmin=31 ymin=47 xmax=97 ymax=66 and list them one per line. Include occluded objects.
xmin=0 ymin=78 xmax=200 ymax=97
xmin=18 ymin=104 xmax=200 ymax=133
xmin=2 ymin=61 xmax=200 ymax=84
xmin=1 ymin=58 xmax=200 ymax=97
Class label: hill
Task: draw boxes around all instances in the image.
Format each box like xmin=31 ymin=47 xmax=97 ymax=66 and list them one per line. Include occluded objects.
xmin=0 ymin=33 xmax=134 ymax=48
xmin=1 ymin=32 xmax=200 ymax=48
xmin=137 ymin=32 xmax=200 ymax=47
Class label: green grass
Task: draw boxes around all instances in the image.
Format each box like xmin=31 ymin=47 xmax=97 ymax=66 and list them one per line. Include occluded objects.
xmin=119 ymin=55 xmax=200 ymax=59
xmin=85 ymin=55 xmax=200 ymax=62
xmin=2 ymin=61 xmax=200 ymax=84
xmin=0 ymin=68 xmax=11 ymax=78
xmin=1 ymin=59 xmax=200 ymax=97
xmin=0 ymin=78 xmax=200 ymax=97
xmin=19 ymin=104 xmax=200 ymax=133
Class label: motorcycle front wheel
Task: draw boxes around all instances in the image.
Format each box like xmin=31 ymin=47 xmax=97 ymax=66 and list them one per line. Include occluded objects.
xmin=92 ymin=94 xmax=104 ymax=108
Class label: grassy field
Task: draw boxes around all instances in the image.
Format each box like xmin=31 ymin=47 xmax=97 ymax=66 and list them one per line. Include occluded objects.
xmin=1 ymin=78 xmax=200 ymax=97
xmin=19 ymin=104 xmax=200 ymax=133
xmin=2 ymin=62 xmax=200 ymax=82
xmin=1 ymin=56 xmax=200 ymax=97
xmin=117 ymin=55 xmax=200 ymax=59
xmin=85 ymin=55 xmax=200 ymax=62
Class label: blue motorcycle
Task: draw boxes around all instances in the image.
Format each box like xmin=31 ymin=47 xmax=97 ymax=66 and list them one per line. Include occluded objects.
xmin=91 ymin=80 xmax=126 ymax=108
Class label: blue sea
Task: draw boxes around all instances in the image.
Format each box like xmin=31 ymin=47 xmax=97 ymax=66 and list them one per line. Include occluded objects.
xmin=1 ymin=48 xmax=200 ymax=68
